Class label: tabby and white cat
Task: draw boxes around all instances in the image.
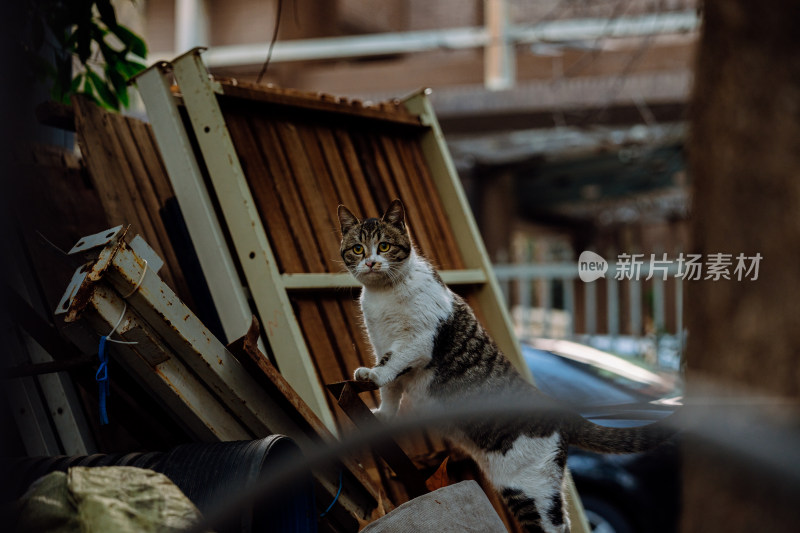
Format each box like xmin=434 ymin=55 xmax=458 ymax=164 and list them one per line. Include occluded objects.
xmin=338 ymin=199 xmax=673 ymax=533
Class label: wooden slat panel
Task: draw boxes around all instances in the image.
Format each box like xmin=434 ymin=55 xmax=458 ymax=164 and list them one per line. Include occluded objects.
xmin=360 ymin=131 xmax=445 ymax=265
xmin=110 ymin=114 xmax=188 ymax=298
xmin=73 ymin=97 xmax=143 ymax=237
xmin=274 ymin=121 xmax=343 ymax=272
xmin=214 ymin=86 xmax=496 ymax=514
xmin=314 ymin=128 xmax=366 ymax=216
xmin=254 ymin=118 xmax=327 ymax=272
xmin=294 ymin=300 xmax=349 ymax=382
xmin=332 ymin=129 xmax=381 ymax=219
xmin=375 ymin=134 xmax=438 ymax=264
xmin=350 ymin=131 xmax=394 ymax=216
xmin=218 ymin=81 xmax=424 ymax=127
xmin=404 ymin=139 xmax=466 ymax=270
xmin=397 ymin=137 xmax=465 ymax=270
xmin=128 ymin=119 xmax=173 ymax=203
xmin=224 ymin=112 xmax=301 ymax=273
xmin=72 ymin=96 xmax=195 ymax=308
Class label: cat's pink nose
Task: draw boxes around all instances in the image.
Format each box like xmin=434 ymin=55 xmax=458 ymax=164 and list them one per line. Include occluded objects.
xmin=365 ymin=260 xmax=376 ymax=269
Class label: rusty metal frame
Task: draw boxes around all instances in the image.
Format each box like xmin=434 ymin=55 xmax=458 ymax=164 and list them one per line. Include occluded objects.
xmin=134 ymin=63 xmax=255 ymax=347
xmin=158 ymin=48 xmax=337 ymax=431
xmin=326 ymin=380 xmax=428 ymax=498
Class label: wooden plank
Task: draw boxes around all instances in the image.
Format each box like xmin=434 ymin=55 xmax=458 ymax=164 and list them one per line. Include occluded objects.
xmin=72 ymin=96 xmax=139 ymax=234
xmin=349 ymin=131 xmax=393 ymax=214
xmin=293 ymin=298 xmax=352 ymax=418
xmin=388 ymin=135 xmax=452 ymax=268
xmin=254 ymin=117 xmax=324 ymax=272
xmin=401 ymin=139 xmax=465 ymax=270
xmin=218 ymin=81 xmax=424 ymax=127
xmin=313 ymin=127 xmax=364 ymax=216
xmin=128 ymin=119 xmax=175 ymax=203
xmin=275 ymin=120 xmax=344 ymax=272
xmin=73 ymin=97 xmax=189 ymax=303
xmin=327 ymin=380 xmax=428 ymax=498
xmin=288 ymin=124 xmax=381 ymax=407
xmin=293 ymin=122 xmax=361 ymax=273
xmin=332 ymin=294 xmax=380 ymax=408
xmin=223 ymin=112 xmax=300 ymax=273
xmin=332 ymin=129 xmax=381 ymax=218
xmin=271 ymin=122 xmax=373 ymax=409
xmin=110 ymin=113 xmax=193 ymax=305
xmin=375 ymin=134 xmax=438 ymax=264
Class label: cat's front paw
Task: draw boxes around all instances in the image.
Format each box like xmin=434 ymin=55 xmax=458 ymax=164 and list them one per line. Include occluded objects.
xmin=354 ymin=367 xmax=373 ymax=382
xmin=371 ymin=407 xmax=391 ymax=423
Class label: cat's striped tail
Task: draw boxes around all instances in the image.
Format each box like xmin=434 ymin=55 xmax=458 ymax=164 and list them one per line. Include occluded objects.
xmin=565 ymin=411 xmax=679 ymax=454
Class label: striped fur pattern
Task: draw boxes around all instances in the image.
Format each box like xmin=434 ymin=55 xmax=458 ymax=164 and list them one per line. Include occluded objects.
xmin=338 ymin=200 xmax=674 ymax=533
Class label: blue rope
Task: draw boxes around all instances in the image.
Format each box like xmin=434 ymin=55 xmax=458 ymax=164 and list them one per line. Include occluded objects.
xmin=96 ymin=336 xmax=110 ymax=425
xmin=320 ymin=470 xmax=343 ymax=518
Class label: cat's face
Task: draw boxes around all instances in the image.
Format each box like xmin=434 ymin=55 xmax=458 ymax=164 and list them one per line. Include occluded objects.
xmin=338 ymin=199 xmax=412 ymax=287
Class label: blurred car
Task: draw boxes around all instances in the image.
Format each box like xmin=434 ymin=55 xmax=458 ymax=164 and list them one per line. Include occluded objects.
xmin=522 ymin=339 xmax=682 ymax=533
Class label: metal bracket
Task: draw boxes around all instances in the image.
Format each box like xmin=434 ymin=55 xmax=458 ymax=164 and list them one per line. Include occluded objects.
xmin=67 ymin=225 xmax=124 ymax=255
xmin=56 ymin=226 xmax=129 ymax=317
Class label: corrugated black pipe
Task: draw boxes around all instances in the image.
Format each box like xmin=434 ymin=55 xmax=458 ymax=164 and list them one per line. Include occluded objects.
xmin=2 ymin=435 xmax=316 ymax=533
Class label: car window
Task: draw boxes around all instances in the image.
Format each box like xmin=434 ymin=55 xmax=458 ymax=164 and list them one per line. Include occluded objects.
xmin=523 ymin=347 xmax=666 ymax=407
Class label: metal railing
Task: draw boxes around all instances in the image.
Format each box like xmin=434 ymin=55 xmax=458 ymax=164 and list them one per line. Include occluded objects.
xmin=492 ymin=262 xmax=685 ymax=367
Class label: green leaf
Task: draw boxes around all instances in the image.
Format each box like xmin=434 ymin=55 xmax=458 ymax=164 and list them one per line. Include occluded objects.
xmin=111 ymin=24 xmax=147 ymax=58
xmin=70 ymin=72 xmax=86 ymax=93
xmin=118 ymin=60 xmax=147 ymax=79
xmin=107 ymin=67 xmax=129 ymax=108
xmin=86 ymin=69 xmax=119 ymax=110
xmin=97 ymin=37 xmax=122 ymax=65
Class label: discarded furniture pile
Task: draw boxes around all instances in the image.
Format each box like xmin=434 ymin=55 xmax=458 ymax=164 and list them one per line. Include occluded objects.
xmin=2 ymin=48 xmax=588 ymax=532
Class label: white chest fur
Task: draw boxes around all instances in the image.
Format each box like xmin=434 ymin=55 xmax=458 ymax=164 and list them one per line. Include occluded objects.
xmin=360 ymin=254 xmax=453 ymax=360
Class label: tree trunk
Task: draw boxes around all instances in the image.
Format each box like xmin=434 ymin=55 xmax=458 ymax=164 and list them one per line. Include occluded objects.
xmin=683 ymin=1 xmax=800 ymax=531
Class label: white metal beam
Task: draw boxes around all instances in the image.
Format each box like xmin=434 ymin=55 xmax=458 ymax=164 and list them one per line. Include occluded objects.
xmin=149 ymin=11 xmax=699 ymax=68
xmin=135 ymin=63 xmax=255 ymax=346
xmin=168 ymin=48 xmax=337 ymax=432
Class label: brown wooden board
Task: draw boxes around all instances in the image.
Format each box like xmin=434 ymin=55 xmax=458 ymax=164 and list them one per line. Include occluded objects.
xmin=212 ymin=83 xmax=513 ymax=516
xmin=72 ymin=96 xmax=196 ymax=311
xmin=218 ymin=80 xmax=424 ymax=128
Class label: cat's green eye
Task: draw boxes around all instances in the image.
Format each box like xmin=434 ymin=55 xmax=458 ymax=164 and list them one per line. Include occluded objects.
xmin=378 ymin=242 xmax=390 ymax=253
xmin=352 ymin=244 xmax=364 ymax=255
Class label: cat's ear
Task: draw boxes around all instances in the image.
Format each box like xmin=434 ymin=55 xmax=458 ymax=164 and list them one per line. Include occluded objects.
xmin=382 ymin=199 xmax=406 ymax=231
xmin=338 ymin=205 xmax=360 ymax=235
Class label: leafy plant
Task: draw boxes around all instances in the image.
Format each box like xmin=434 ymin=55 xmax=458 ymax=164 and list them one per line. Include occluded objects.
xmin=24 ymin=0 xmax=148 ymax=110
